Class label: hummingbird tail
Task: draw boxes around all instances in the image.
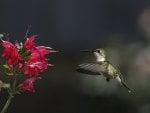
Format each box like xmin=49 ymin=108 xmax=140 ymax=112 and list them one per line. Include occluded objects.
xmin=121 ymin=81 xmax=131 ymax=93
xmin=116 ymin=76 xmax=131 ymax=93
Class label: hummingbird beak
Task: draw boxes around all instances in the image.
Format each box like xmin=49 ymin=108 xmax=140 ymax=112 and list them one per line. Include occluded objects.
xmin=80 ymin=50 xmax=95 ymax=53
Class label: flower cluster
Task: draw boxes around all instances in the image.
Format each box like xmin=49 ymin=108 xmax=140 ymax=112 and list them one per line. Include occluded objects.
xmin=1 ymin=35 xmax=56 ymax=92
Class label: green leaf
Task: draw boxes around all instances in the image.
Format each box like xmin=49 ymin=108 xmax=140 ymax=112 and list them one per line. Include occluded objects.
xmin=3 ymin=64 xmax=10 ymax=69
xmin=2 ymin=83 xmax=10 ymax=89
xmin=5 ymin=72 xmax=14 ymax=76
xmin=0 ymin=83 xmax=10 ymax=89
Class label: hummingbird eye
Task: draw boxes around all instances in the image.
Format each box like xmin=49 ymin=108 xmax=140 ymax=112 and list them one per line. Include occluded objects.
xmin=97 ymin=50 xmax=100 ymax=53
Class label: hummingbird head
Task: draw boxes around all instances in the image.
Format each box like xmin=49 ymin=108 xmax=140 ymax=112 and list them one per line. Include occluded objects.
xmin=93 ymin=48 xmax=106 ymax=62
xmin=80 ymin=48 xmax=107 ymax=62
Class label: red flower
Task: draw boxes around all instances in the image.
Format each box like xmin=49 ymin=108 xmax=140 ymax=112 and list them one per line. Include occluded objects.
xmin=24 ymin=35 xmax=36 ymax=50
xmin=34 ymin=46 xmax=56 ymax=57
xmin=24 ymin=58 xmax=49 ymax=76
xmin=0 ymin=33 xmax=57 ymax=94
xmin=29 ymin=51 xmax=42 ymax=60
xmin=23 ymin=42 xmax=56 ymax=76
xmin=2 ymin=41 xmax=22 ymax=66
xmin=19 ymin=77 xmax=37 ymax=92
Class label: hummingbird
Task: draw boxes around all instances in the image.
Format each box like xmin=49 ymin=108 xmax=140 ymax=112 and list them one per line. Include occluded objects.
xmin=76 ymin=48 xmax=131 ymax=93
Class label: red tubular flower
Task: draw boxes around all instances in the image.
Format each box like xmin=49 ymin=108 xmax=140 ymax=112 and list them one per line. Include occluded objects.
xmin=24 ymin=35 xmax=36 ymax=50
xmin=24 ymin=58 xmax=49 ymax=76
xmin=23 ymin=36 xmax=57 ymax=76
xmin=2 ymin=41 xmax=22 ymax=66
xmin=0 ymin=33 xmax=57 ymax=100
xmin=34 ymin=46 xmax=57 ymax=57
xmin=19 ymin=77 xmax=37 ymax=92
xmin=1 ymin=34 xmax=56 ymax=91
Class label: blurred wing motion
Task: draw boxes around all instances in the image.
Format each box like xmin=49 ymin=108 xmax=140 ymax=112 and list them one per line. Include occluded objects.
xmin=76 ymin=63 xmax=107 ymax=75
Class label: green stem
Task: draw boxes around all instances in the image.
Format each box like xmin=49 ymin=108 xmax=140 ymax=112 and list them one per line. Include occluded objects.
xmin=12 ymin=75 xmax=17 ymax=89
xmin=0 ymin=72 xmax=18 ymax=113
xmin=0 ymin=93 xmax=13 ymax=113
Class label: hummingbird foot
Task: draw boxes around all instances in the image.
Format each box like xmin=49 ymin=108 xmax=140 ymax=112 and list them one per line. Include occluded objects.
xmin=106 ymin=78 xmax=110 ymax=82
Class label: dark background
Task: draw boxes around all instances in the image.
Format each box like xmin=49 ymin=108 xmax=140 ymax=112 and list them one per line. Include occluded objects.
xmin=0 ymin=0 xmax=150 ymax=113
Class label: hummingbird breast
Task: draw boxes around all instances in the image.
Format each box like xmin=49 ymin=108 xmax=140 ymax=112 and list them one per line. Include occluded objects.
xmin=102 ymin=62 xmax=117 ymax=79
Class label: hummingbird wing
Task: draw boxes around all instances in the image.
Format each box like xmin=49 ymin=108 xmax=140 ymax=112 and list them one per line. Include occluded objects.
xmin=76 ymin=63 xmax=107 ymax=75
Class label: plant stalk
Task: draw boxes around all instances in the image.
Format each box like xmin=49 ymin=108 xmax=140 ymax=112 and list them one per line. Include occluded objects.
xmin=0 ymin=93 xmax=13 ymax=113
xmin=0 ymin=72 xmax=18 ymax=113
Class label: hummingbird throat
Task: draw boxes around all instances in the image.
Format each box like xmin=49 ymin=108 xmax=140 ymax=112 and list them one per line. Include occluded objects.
xmin=94 ymin=52 xmax=106 ymax=62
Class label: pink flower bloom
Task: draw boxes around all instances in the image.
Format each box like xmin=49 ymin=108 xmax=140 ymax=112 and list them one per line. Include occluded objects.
xmin=29 ymin=51 xmax=42 ymax=60
xmin=0 ymin=33 xmax=57 ymax=95
xmin=17 ymin=63 xmax=23 ymax=72
xmin=24 ymin=35 xmax=36 ymax=50
xmin=19 ymin=77 xmax=37 ymax=92
xmin=2 ymin=41 xmax=22 ymax=66
xmin=23 ymin=44 xmax=56 ymax=76
xmin=34 ymin=46 xmax=56 ymax=57
xmin=18 ymin=63 xmax=23 ymax=69
xmin=24 ymin=58 xmax=49 ymax=76
xmin=30 ymin=46 xmax=56 ymax=60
